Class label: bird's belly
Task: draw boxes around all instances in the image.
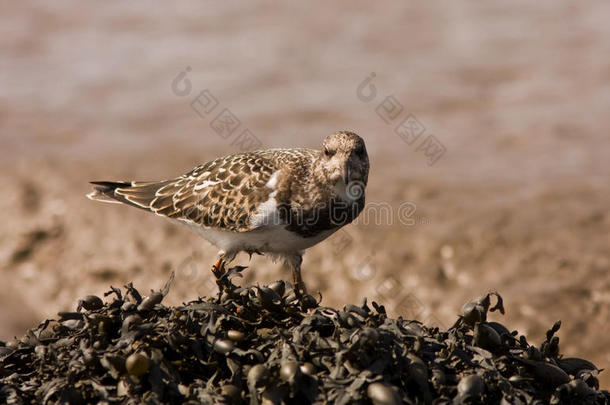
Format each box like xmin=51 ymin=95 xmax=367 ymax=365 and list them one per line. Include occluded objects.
xmin=246 ymin=226 xmax=339 ymax=252
xmin=183 ymin=221 xmax=338 ymax=254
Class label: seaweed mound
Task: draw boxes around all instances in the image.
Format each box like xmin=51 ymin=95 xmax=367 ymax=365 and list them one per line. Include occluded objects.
xmin=0 ymin=269 xmax=608 ymax=404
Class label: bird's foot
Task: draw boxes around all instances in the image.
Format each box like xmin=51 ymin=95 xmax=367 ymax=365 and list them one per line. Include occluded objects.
xmin=211 ymin=258 xmax=226 ymax=279
xmin=294 ymin=283 xmax=319 ymax=311
xmin=291 ymin=268 xmax=308 ymax=298
xmin=295 ymin=281 xmax=308 ymax=297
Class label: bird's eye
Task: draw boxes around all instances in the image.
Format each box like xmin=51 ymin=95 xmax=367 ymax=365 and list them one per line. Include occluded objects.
xmin=324 ymin=147 xmax=334 ymax=157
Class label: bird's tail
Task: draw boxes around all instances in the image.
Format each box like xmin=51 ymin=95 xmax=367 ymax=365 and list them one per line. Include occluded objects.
xmin=87 ymin=181 xmax=146 ymax=210
xmin=87 ymin=180 xmax=173 ymax=210
xmin=87 ymin=181 xmax=132 ymax=203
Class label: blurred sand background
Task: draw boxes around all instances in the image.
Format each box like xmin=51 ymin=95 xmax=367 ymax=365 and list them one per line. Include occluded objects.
xmin=1 ymin=1 xmax=609 ymax=387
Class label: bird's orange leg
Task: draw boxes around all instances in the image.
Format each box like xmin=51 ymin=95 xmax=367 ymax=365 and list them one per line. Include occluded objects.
xmin=211 ymin=257 xmax=226 ymax=279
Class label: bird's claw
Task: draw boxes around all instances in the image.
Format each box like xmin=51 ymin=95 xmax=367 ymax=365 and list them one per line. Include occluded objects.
xmin=211 ymin=258 xmax=226 ymax=279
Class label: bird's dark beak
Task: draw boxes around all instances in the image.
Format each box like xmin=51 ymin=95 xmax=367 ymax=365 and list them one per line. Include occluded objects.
xmin=344 ymin=164 xmax=350 ymax=185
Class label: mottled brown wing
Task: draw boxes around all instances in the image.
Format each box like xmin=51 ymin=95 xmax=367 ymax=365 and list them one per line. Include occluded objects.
xmin=115 ymin=153 xmax=279 ymax=232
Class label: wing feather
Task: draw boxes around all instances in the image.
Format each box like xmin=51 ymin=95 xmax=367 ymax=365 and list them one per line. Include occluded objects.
xmin=87 ymin=149 xmax=319 ymax=232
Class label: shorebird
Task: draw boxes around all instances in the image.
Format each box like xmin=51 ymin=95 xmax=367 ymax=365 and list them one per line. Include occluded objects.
xmin=87 ymin=131 xmax=369 ymax=294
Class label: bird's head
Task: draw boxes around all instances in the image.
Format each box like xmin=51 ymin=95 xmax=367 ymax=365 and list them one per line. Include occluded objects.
xmin=317 ymin=131 xmax=369 ymax=192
